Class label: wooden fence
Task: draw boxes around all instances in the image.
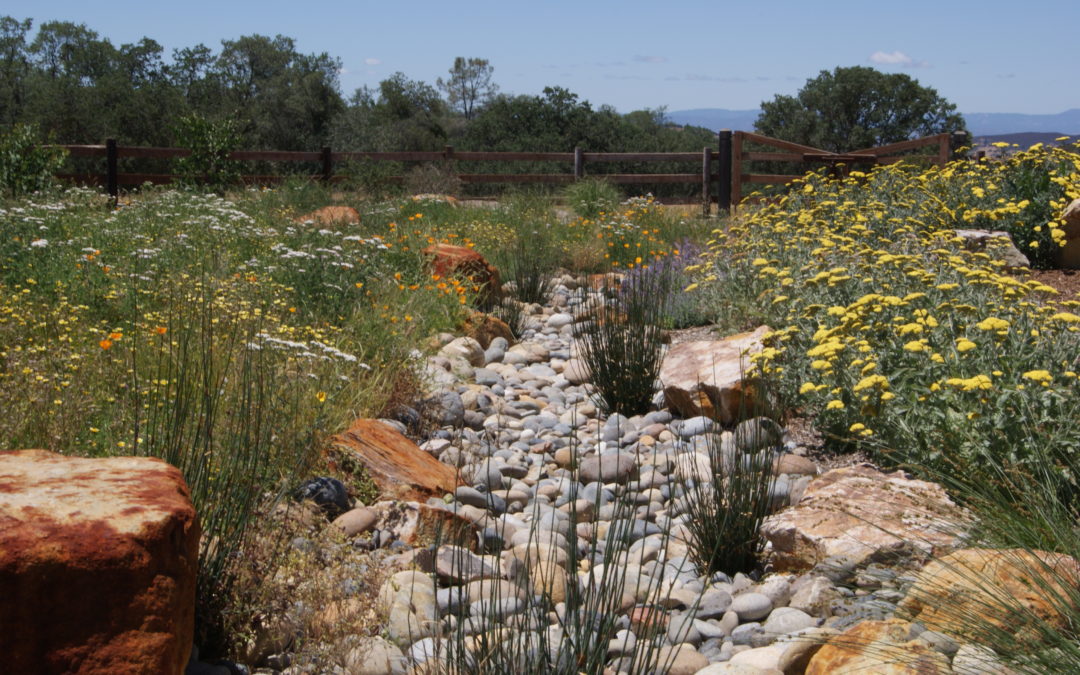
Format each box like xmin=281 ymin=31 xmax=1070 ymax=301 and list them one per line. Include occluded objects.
xmin=55 ymin=130 xmax=969 ymax=214
xmin=729 ymin=130 xmax=968 ymax=207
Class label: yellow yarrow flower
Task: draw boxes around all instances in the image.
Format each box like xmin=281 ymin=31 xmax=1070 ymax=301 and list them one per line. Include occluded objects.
xmin=854 ymin=374 xmax=889 ymax=391
xmin=826 ymin=400 xmax=845 ymax=410
xmin=976 ymin=317 xmax=1010 ymax=331
xmin=1022 ymin=370 xmax=1053 ymax=384
xmin=956 ymin=338 xmax=977 ymax=352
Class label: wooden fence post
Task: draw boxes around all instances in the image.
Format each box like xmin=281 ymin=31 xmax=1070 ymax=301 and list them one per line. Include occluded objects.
xmin=731 ymin=131 xmax=744 ymax=213
xmin=443 ymin=145 xmax=456 ymax=184
xmin=701 ymin=147 xmax=711 ymax=217
xmin=106 ymin=138 xmax=118 ymax=203
xmin=936 ymin=134 xmax=952 ymax=168
xmin=321 ymin=146 xmax=332 ymax=183
xmin=574 ymin=146 xmax=584 ymax=180
xmin=717 ymin=130 xmax=732 ymax=213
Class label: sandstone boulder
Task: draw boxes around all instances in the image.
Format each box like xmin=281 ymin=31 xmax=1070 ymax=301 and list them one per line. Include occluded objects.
xmin=411 ymin=193 xmax=458 ymax=205
xmin=659 ymin=326 xmax=771 ymax=423
xmin=423 ymin=243 xmax=501 ymax=307
xmin=458 ymin=310 xmax=514 ymax=349
xmin=760 ymin=463 xmax=966 ymax=572
xmin=1059 ymin=197 xmax=1080 ymax=268
xmin=898 ymin=547 xmax=1080 ymax=643
xmin=0 ymin=449 xmax=199 ymax=675
xmin=295 ymin=205 xmax=361 ymax=227
xmin=326 ymin=419 xmax=460 ymax=503
xmin=954 ymin=229 xmax=1030 ymax=269
xmin=805 ymin=619 xmax=950 ymax=674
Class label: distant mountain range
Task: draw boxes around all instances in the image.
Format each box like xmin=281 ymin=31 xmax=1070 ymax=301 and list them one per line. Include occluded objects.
xmin=667 ymin=108 xmax=1080 ymax=137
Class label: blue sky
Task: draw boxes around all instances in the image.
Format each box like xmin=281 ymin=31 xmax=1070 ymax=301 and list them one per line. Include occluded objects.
xmin=16 ymin=0 xmax=1079 ymax=114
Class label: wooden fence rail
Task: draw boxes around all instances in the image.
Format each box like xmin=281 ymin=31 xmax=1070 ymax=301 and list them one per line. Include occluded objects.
xmin=53 ymin=130 xmax=969 ymax=214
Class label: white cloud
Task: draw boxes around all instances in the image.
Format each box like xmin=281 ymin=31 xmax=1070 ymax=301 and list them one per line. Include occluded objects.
xmin=364 ymin=57 xmax=381 ymax=66
xmin=634 ymin=55 xmax=667 ymax=64
xmin=869 ymin=50 xmax=928 ymax=68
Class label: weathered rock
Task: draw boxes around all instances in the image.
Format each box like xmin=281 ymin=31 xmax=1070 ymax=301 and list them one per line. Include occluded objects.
xmin=294 ymin=205 xmax=360 ymax=227
xmin=760 ymin=463 xmax=966 ymax=572
xmin=773 ymin=454 xmax=818 ymax=477
xmin=458 ymin=310 xmax=514 ymax=350
xmin=342 ymin=635 xmax=408 ymax=675
xmin=0 ymin=449 xmax=199 ymax=675
xmin=369 ymin=501 xmax=479 ymax=550
xmin=805 ymin=619 xmax=950 ymax=674
xmin=898 ymin=547 xmax=1080 ymax=643
xmin=326 ymin=419 xmax=460 ymax=502
xmin=411 ymin=193 xmax=458 ymax=206
xmin=423 ymin=243 xmax=501 ymax=306
xmin=659 ymin=326 xmax=771 ymax=424
xmin=379 ymin=571 xmax=438 ymax=648
xmin=954 ymin=229 xmax=1030 ymax=269
xmin=1057 ymin=197 xmax=1080 ymax=269
xmin=433 ymin=545 xmax=497 ymax=583
xmin=294 ymin=476 xmax=351 ymax=517
xmin=439 ymin=337 xmax=485 ymax=368
xmin=331 ymin=506 xmax=379 ymax=537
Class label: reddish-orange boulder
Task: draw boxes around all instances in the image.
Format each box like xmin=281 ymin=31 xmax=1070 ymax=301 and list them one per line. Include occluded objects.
xmin=0 ymin=449 xmax=199 ymax=675
xmin=294 ymin=205 xmax=361 ymax=227
xmin=422 ymin=243 xmax=501 ymax=306
xmin=326 ymin=419 xmax=461 ymax=502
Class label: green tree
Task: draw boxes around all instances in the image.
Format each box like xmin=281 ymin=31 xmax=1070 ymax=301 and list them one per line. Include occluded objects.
xmin=436 ymin=57 xmax=497 ymax=120
xmin=0 ymin=16 xmax=32 ymax=127
xmin=213 ymin=34 xmax=344 ymax=150
xmin=755 ymin=66 xmax=966 ymax=152
xmin=333 ymin=73 xmax=446 ymax=152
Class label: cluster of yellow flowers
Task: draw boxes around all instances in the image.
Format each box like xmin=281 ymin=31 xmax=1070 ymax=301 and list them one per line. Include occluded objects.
xmin=705 ymin=143 xmax=1080 ymax=473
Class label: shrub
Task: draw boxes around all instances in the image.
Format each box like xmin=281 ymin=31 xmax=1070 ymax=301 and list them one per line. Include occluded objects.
xmin=404 ymin=161 xmax=461 ymax=196
xmin=0 ymin=123 xmax=67 ymax=198
xmin=173 ymin=113 xmax=243 ymax=192
xmin=695 ymin=154 xmax=1080 ymax=490
xmin=563 ymin=177 xmax=621 ymax=220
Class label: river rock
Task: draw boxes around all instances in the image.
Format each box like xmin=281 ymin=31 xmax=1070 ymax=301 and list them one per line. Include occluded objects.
xmin=578 ymin=453 xmax=639 ymax=484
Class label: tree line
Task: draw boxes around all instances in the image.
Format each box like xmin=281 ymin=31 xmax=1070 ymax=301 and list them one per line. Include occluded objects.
xmin=0 ymin=17 xmax=716 ymax=157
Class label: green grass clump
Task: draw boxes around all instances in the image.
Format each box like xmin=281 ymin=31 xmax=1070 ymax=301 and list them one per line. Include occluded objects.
xmin=573 ymin=272 xmax=671 ymax=417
